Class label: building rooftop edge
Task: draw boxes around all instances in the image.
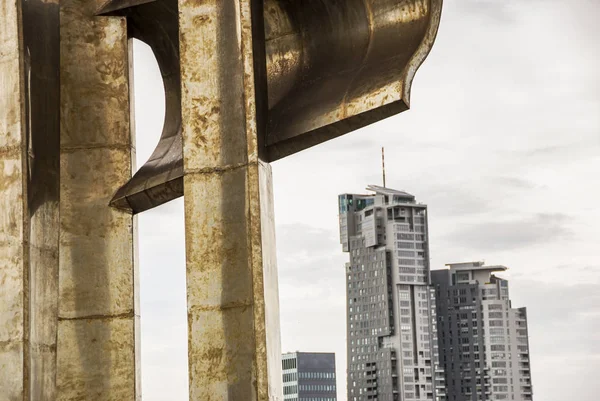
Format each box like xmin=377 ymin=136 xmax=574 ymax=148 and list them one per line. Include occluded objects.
xmin=440 ymin=262 xmax=508 ymax=272
xmin=366 ymin=184 xmax=415 ymax=198
xmin=282 ymin=351 xmax=336 ymax=356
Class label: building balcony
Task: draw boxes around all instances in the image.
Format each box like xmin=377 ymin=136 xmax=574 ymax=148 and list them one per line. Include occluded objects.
xmin=521 ymin=383 xmax=532 ymax=390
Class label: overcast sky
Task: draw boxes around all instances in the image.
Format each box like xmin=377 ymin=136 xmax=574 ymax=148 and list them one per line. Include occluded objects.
xmin=131 ymin=1 xmax=599 ymax=400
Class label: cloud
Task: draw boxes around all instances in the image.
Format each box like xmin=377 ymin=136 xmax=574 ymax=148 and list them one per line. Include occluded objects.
xmin=137 ymin=199 xmax=189 ymax=401
xmin=453 ymin=0 xmax=519 ymax=24
xmin=506 ymin=140 xmax=600 ymax=168
xmin=276 ymin=224 xmax=348 ymax=324
xmin=276 ymin=223 xmax=349 ymax=395
xmin=555 ymin=263 xmax=600 ymax=272
xmin=277 ymin=224 xmax=341 ymax=259
xmin=423 ymin=185 xmax=491 ymax=217
xmin=445 ymin=213 xmax=573 ymax=251
xmin=509 ymin=279 xmax=600 ymax=401
xmin=489 ymin=176 xmax=539 ymax=190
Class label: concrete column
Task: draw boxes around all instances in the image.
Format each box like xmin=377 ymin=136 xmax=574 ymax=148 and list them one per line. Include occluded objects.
xmin=0 ymin=2 xmax=30 ymax=398
xmin=57 ymin=1 xmax=140 ymax=399
xmin=179 ymin=1 xmax=282 ymax=400
xmin=0 ymin=0 xmax=60 ymax=399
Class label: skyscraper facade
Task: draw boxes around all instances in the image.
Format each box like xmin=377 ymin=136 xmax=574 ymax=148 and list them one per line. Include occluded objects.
xmin=339 ymin=185 xmax=446 ymax=401
xmin=282 ymin=352 xmax=337 ymax=401
xmin=431 ymin=262 xmax=533 ymax=401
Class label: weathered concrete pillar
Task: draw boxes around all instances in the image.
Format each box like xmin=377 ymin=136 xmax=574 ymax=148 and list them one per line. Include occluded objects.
xmin=57 ymin=1 xmax=140 ymax=399
xmin=179 ymin=1 xmax=282 ymax=399
xmin=0 ymin=0 xmax=60 ymax=399
xmin=0 ymin=4 xmax=28 ymax=399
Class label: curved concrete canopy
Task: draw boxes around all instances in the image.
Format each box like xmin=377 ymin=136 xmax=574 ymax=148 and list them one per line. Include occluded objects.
xmin=98 ymin=0 xmax=443 ymax=213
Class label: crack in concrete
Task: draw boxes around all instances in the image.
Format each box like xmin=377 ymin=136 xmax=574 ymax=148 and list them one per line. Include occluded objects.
xmin=57 ymin=311 xmax=134 ymax=321
xmin=189 ymin=301 xmax=254 ymax=313
xmin=60 ymin=143 xmax=133 ymax=153
xmin=185 ymin=160 xmax=258 ymax=176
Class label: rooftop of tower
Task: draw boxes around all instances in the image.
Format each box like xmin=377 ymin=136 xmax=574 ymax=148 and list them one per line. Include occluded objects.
xmin=444 ymin=261 xmax=508 ymax=273
xmin=366 ymin=184 xmax=415 ymax=200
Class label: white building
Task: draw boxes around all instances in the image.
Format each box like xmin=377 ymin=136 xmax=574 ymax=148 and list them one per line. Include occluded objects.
xmin=431 ymin=262 xmax=533 ymax=401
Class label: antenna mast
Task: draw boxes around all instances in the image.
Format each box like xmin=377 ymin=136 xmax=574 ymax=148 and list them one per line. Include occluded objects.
xmin=382 ymin=147 xmax=386 ymax=188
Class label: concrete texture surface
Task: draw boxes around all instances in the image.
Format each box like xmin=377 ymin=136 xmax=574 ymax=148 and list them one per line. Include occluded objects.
xmin=58 ymin=0 xmax=140 ymax=399
xmin=179 ymin=1 xmax=283 ymax=399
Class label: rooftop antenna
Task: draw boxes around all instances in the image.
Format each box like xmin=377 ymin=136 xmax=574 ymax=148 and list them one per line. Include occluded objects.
xmin=382 ymin=147 xmax=386 ymax=188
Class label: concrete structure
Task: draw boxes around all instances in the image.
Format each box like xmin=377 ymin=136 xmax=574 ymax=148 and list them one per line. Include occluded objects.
xmin=0 ymin=0 xmax=140 ymax=399
xmin=431 ymin=262 xmax=533 ymax=401
xmin=282 ymin=352 xmax=337 ymax=401
xmin=0 ymin=0 xmax=60 ymax=398
xmin=1 ymin=1 xmax=442 ymax=399
xmin=58 ymin=2 xmax=141 ymax=399
xmin=339 ymin=186 xmax=446 ymax=401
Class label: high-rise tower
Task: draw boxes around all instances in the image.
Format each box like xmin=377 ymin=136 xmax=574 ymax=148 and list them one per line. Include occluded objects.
xmin=339 ymin=185 xmax=446 ymax=401
xmin=431 ymin=262 xmax=533 ymax=401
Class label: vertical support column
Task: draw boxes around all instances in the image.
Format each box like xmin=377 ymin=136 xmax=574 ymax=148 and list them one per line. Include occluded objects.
xmin=179 ymin=1 xmax=282 ymax=400
xmin=1 ymin=0 xmax=60 ymax=399
xmin=0 ymin=2 xmax=28 ymax=398
xmin=57 ymin=1 xmax=140 ymax=400
xmin=24 ymin=0 xmax=61 ymax=399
